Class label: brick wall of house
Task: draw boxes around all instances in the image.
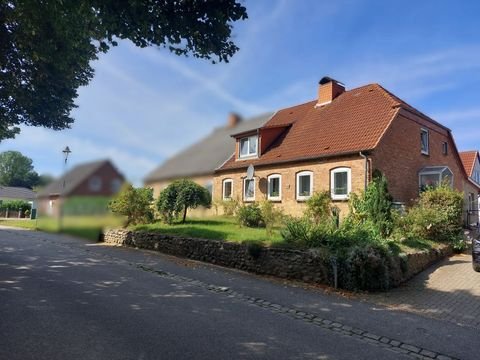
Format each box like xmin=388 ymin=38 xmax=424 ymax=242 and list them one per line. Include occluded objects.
xmin=71 ymin=162 xmax=124 ymax=197
xmin=372 ymin=111 xmax=463 ymax=201
xmin=371 ymin=110 xmax=477 ymax=222
xmin=214 ymin=156 xmax=366 ymax=218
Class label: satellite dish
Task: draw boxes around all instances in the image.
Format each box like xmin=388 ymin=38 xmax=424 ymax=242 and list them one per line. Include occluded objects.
xmin=246 ymin=164 xmax=255 ymax=180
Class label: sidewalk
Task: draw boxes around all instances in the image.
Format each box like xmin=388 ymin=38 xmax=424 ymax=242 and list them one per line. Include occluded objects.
xmin=361 ymin=253 xmax=480 ymax=329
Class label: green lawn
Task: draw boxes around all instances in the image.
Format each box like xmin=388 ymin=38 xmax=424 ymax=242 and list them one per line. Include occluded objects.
xmin=0 ymin=215 xmax=439 ymax=253
xmin=133 ymin=216 xmax=284 ymax=245
xmin=0 ymin=216 xmax=123 ymax=241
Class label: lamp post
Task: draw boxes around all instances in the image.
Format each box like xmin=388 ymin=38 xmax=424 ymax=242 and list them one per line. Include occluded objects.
xmin=59 ymin=146 xmax=71 ymax=231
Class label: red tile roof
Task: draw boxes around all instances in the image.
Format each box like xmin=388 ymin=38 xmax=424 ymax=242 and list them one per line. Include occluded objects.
xmin=459 ymin=151 xmax=479 ymax=177
xmin=218 ymin=83 xmax=411 ymax=171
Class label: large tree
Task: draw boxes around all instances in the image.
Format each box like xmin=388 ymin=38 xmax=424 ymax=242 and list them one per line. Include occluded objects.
xmin=0 ymin=150 xmax=39 ymax=188
xmin=0 ymin=0 xmax=248 ymax=140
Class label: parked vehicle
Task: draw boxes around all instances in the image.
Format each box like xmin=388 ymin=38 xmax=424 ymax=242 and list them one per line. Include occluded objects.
xmin=473 ymin=238 xmax=480 ymax=272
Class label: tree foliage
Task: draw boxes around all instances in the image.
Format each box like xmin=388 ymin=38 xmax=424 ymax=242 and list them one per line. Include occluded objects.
xmin=108 ymin=183 xmax=154 ymax=227
xmin=157 ymin=179 xmax=211 ymax=224
xmin=0 ymin=0 xmax=248 ymax=140
xmin=0 ymin=150 xmax=39 ymax=188
xmin=349 ymin=172 xmax=393 ymax=237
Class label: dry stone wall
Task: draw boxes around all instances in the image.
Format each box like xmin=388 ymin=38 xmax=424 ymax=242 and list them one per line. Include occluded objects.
xmin=104 ymin=229 xmax=452 ymax=290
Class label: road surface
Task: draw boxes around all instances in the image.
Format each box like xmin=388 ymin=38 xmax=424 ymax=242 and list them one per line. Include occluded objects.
xmin=1 ymin=227 xmax=478 ymax=359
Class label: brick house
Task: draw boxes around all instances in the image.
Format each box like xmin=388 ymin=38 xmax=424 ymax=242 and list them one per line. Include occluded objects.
xmin=214 ymin=77 xmax=479 ymax=222
xmin=37 ymin=159 xmax=125 ymax=216
xmin=459 ymin=150 xmax=480 ymax=225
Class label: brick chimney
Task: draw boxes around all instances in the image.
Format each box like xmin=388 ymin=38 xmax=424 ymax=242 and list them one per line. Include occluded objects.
xmin=227 ymin=112 xmax=242 ymax=128
xmin=317 ymin=77 xmax=345 ymax=107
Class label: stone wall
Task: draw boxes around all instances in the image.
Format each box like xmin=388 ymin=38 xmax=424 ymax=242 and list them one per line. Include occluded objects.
xmin=104 ymin=229 xmax=452 ymax=290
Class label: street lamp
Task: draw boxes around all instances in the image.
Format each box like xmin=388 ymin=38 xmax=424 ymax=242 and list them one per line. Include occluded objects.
xmin=59 ymin=146 xmax=71 ymax=231
xmin=63 ymin=146 xmax=71 ymax=164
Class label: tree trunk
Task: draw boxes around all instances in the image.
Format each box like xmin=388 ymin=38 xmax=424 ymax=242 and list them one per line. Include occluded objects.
xmin=182 ymin=206 xmax=188 ymax=223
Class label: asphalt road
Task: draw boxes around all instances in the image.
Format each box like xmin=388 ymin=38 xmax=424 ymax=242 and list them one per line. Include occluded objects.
xmin=0 ymin=227 xmax=478 ymax=360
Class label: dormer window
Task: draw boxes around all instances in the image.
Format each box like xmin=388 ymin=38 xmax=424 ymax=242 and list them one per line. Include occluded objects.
xmin=239 ymin=135 xmax=258 ymax=158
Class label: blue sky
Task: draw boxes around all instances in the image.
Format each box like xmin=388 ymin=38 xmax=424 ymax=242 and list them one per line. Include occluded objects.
xmin=1 ymin=0 xmax=479 ymax=184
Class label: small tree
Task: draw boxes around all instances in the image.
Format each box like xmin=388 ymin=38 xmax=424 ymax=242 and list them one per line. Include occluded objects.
xmin=109 ymin=184 xmax=154 ymax=227
xmin=157 ymin=179 xmax=211 ymax=224
xmin=349 ymin=172 xmax=393 ymax=237
xmin=306 ymin=191 xmax=332 ymax=224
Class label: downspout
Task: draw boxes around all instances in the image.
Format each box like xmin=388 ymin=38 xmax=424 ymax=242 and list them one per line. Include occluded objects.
xmin=359 ymin=152 xmax=368 ymax=191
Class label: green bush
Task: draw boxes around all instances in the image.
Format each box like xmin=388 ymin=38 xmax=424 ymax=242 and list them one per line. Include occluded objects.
xmin=306 ymin=191 xmax=332 ymax=224
xmin=348 ymin=172 xmax=393 ymax=237
xmin=236 ymin=203 xmax=263 ymax=227
xmin=108 ymin=184 xmax=154 ymax=227
xmin=281 ymin=217 xmax=333 ymax=248
xmin=0 ymin=200 xmax=31 ymax=213
xmin=157 ymin=179 xmax=211 ymax=224
xmin=339 ymin=243 xmax=394 ymax=291
xmin=400 ymin=184 xmax=463 ymax=243
xmin=260 ymin=200 xmax=283 ymax=237
xmin=221 ymin=197 xmax=239 ymax=216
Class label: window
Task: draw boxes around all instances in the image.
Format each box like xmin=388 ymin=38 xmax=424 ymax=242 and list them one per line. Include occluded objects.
xmin=239 ymin=135 xmax=258 ymax=158
xmin=330 ymin=167 xmax=351 ymax=200
xmin=296 ymin=171 xmax=313 ymax=200
xmin=420 ymin=128 xmax=429 ymax=155
xmin=474 ymin=171 xmax=480 ymax=184
xmin=468 ymin=193 xmax=475 ymax=211
xmin=419 ymin=166 xmax=453 ymax=191
xmin=243 ymin=178 xmax=255 ymax=201
xmin=267 ymin=174 xmax=282 ymax=201
xmin=222 ymin=179 xmax=233 ymax=200
xmin=89 ymin=176 xmax=102 ymax=192
xmin=442 ymin=142 xmax=448 ymax=155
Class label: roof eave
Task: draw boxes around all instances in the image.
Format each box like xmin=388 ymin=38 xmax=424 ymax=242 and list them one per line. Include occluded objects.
xmin=215 ymin=149 xmax=373 ymax=173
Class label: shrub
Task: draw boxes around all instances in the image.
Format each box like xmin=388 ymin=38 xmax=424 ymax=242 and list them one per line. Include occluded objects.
xmin=109 ymin=184 xmax=154 ymax=227
xmin=0 ymin=200 xmax=31 ymax=214
xmin=401 ymin=184 xmax=463 ymax=243
xmin=221 ymin=197 xmax=239 ymax=216
xmin=339 ymin=243 xmax=394 ymax=291
xmin=236 ymin=203 xmax=263 ymax=227
xmin=157 ymin=179 xmax=211 ymax=224
xmin=349 ymin=172 xmax=393 ymax=237
xmin=281 ymin=217 xmax=333 ymax=248
xmin=259 ymin=200 xmax=283 ymax=237
xmin=306 ymin=191 xmax=332 ymax=224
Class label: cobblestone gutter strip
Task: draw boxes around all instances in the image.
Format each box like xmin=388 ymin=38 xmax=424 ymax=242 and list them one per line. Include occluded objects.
xmin=135 ymin=264 xmax=458 ymax=360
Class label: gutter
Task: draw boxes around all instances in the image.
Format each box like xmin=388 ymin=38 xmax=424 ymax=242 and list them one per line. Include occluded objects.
xmin=359 ymin=152 xmax=368 ymax=191
xmin=215 ymin=150 xmax=372 ymax=173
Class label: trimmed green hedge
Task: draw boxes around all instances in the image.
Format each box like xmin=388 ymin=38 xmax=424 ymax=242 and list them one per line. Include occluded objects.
xmin=0 ymin=200 xmax=31 ymax=213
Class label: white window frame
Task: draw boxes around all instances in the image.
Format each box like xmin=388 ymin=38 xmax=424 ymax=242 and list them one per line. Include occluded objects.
xmin=243 ymin=178 xmax=255 ymax=202
xmin=330 ymin=167 xmax=351 ymax=200
xmin=222 ymin=179 xmax=233 ymax=200
xmin=296 ymin=171 xmax=313 ymax=201
xmin=421 ymin=128 xmax=429 ymax=155
xmin=418 ymin=166 xmax=453 ymax=190
xmin=267 ymin=174 xmax=282 ymax=201
xmin=239 ymin=135 xmax=258 ymax=158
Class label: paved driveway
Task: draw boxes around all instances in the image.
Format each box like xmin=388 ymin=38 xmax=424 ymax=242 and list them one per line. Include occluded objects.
xmin=362 ymin=253 xmax=480 ymax=329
